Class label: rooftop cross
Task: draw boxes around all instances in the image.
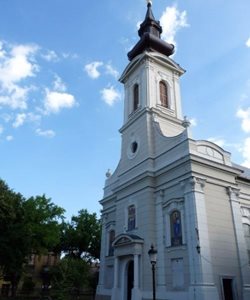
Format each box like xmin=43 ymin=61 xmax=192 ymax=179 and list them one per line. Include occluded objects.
xmin=147 ymin=0 xmax=153 ymax=6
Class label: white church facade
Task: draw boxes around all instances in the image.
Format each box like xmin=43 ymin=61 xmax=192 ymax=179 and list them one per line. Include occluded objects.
xmin=96 ymin=2 xmax=250 ymax=300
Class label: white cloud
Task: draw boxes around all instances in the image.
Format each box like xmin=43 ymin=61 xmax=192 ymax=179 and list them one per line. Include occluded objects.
xmin=0 ymin=43 xmax=38 ymax=86
xmin=36 ymin=128 xmax=55 ymax=138
xmin=62 ymin=52 xmax=78 ymax=59
xmin=241 ymin=137 xmax=250 ymax=168
xmin=27 ymin=112 xmax=41 ymax=124
xmin=208 ymin=137 xmax=226 ymax=148
xmin=84 ymin=61 xmax=103 ymax=79
xmin=44 ymin=89 xmax=76 ymax=114
xmin=160 ymin=5 xmax=188 ymax=46
xmin=13 ymin=113 xmax=26 ymax=128
xmin=100 ymin=86 xmax=121 ymax=106
xmin=0 ymin=41 xmax=6 ymax=58
xmin=1 ymin=113 xmax=12 ymax=123
xmin=236 ymin=107 xmax=250 ymax=133
xmin=0 ymin=125 xmax=4 ymax=134
xmin=0 ymin=41 xmax=38 ymax=110
xmin=42 ymin=50 xmax=58 ymax=62
xmin=105 ymin=64 xmax=119 ymax=79
xmin=12 ymin=112 xmax=41 ymax=128
xmin=53 ymin=75 xmax=67 ymax=92
xmin=6 ymin=135 xmax=13 ymax=141
xmin=0 ymin=85 xmax=32 ymax=110
xmin=246 ymin=38 xmax=250 ymax=48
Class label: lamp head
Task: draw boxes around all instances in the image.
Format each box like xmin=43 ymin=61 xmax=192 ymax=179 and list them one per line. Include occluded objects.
xmin=148 ymin=244 xmax=157 ymax=264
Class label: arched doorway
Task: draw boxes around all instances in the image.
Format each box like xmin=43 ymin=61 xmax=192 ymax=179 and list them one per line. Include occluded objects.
xmin=127 ymin=260 xmax=134 ymax=300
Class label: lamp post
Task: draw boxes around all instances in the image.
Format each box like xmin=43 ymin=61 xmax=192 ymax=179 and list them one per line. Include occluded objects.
xmin=148 ymin=244 xmax=157 ymax=300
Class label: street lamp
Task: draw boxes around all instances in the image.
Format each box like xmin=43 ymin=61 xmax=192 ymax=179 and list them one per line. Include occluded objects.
xmin=148 ymin=244 xmax=157 ymax=300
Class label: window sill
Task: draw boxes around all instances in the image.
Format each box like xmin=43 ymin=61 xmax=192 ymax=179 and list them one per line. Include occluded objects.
xmin=166 ymin=244 xmax=187 ymax=252
xmin=126 ymin=226 xmax=138 ymax=232
xmin=156 ymin=104 xmax=175 ymax=114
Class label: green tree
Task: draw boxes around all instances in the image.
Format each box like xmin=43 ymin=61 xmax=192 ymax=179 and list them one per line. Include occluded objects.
xmin=50 ymin=257 xmax=89 ymax=300
xmin=23 ymin=195 xmax=65 ymax=253
xmin=0 ymin=179 xmax=65 ymax=296
xmin=61 ymin=209 xmax=101 ymax=260
xmin=0 ymin=180 xmax=27 ymax=296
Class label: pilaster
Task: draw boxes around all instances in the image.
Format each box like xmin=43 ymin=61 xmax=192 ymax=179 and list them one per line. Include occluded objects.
xmin=111 ymin=257 xmax=120 ymax=300
xmin=155 ymin=190 xmax=167 ymax=294
xmin=182 ymin=177 xmax=219 ymax=300
xmin=96 ymin=214 xmax=108 ymax=293
xmin=227 ymin=187 xmax=250 ymax=300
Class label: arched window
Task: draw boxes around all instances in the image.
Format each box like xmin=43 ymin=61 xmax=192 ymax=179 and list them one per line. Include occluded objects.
xmin=159 ymin=80 xmax=169 ymax=108
xmin=128 ymin=205 xmax=136 ymax=231
xmin=108 ymin=230 xmax=115 ymax=256
xmin=133 ymin=84 xmax=139 ymax=111
xmin=170 ymin=210 xmax=182 ymax=246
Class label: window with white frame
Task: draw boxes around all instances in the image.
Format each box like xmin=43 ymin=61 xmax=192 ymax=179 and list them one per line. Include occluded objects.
xmin=133 ymin=84 xmax=139 ymax=112
xmin=127 ymin=204 xmax=136 ymax=231
xmin=108 ymin=230 xmax=115 ymax=256
xmin=159 ymin=80 xmax=169 ymax=108
xmin=106 ymin=222 xmax=115 ymax=257
xmin=170 ymin=210 xmax=183 ymax=246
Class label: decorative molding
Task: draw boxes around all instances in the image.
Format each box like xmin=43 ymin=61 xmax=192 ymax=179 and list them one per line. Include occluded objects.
xmin=241 ymin=206 xmax=250 ymax=218
xmin=181 ymin=176 xmax=206 ymax=194
xmin=227 ymin=186 xmax=240 ymax=202
xmin=163 ymin=197 xmax=184 ymax=211
xmin=101 ymin=213 xmax=108 ymax=225
xmin=105 ymin=221 xmax=116 ymax=229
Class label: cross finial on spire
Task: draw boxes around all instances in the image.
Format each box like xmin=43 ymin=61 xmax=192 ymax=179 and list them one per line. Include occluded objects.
xmin=147 ymin=0 xmax=152 ymax=7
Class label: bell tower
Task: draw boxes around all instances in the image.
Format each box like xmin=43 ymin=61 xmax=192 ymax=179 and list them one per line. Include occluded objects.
xmin=117 ymin=0 xmax=187 ymax=176
xmin=121 ymin=0 xmax=185 ymax=128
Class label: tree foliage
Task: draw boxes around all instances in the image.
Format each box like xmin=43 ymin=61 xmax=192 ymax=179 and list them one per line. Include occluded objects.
xmin=61 ymin=209 xmax=101 ymax=260
xmin=23 ymin=195 xmax=65 ymax=253
xmin=0 ymin=179 xmax=65 ymax=296
xmin=50 ymin=257 xmax=90 ymax=300
xmin=0 ymin=180 xmax=27 ymax=294
xmin=0 ymin=178 xmax=101 ymax=296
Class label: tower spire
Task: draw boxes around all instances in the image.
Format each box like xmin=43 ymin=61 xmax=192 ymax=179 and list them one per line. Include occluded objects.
xmin=138 ymin=0 xmax=162 ymax=38
xmin=128 ymin=1 xmax=174 ymax=61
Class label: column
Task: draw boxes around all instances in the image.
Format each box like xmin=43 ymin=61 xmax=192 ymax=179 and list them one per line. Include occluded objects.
xmin=111 ymin=257 xmax=120 ymax=300
xmin=132 ymin=254 xmax=142 ymax=300
xmin=134 ymin=254 xmax=139 ymax=288
xmin=227 ymin=187 xmax=250 ymax=300
xmin=182 ymin=177 xmax=219 ymax=300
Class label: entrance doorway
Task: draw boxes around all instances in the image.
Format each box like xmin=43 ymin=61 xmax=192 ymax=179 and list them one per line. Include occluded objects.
xmin=222 ymin=278 xmax=235 ymax=300
xmin=127 ymin=261 xmax=134 ymax=300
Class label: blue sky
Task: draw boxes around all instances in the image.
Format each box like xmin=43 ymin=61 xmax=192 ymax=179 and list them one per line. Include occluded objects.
xmin=0 ymin=0 xmax=250 ymax=218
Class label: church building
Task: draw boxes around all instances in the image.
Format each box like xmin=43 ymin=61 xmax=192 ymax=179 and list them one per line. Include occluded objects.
xmin=96 ymin=2 xmax=250 ymax=300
